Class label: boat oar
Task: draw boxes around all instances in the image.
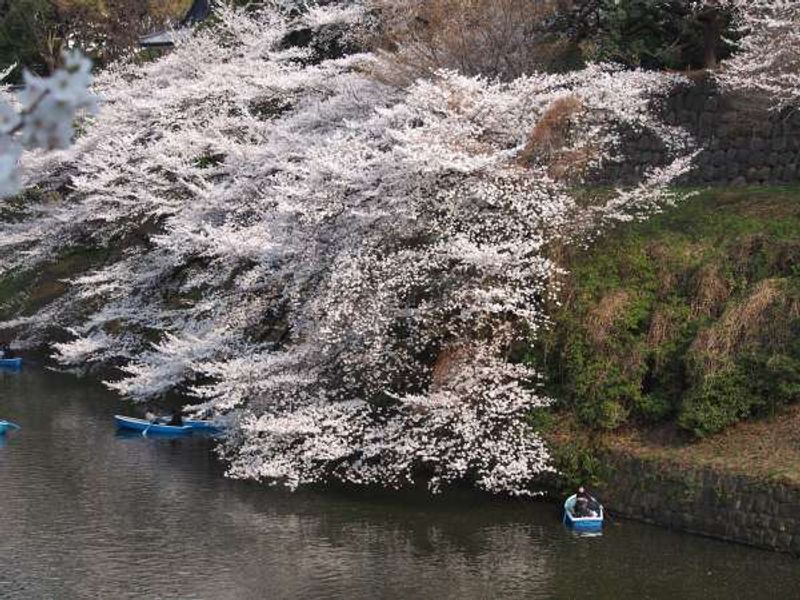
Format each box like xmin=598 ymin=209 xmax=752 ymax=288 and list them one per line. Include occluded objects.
xmin=142 ymin=422 xmax=154 ymax=438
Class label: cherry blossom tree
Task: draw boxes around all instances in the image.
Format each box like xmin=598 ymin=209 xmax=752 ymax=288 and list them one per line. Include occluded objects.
xmin=713 ymin=0 xmax=800 ymax=110
xmin=1 ymin=3 xmax=698 ymax=494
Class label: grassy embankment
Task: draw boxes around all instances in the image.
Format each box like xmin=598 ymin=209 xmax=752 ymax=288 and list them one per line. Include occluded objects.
xmin=533 ymin=185 xmax=800 ymax=487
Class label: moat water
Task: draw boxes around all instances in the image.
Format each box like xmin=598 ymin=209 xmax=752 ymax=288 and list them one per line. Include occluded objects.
xmin=1 ymin=368 xmax=797 ymax=599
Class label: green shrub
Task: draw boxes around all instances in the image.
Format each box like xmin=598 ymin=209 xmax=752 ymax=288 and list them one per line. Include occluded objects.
xmin=571 ymin=361 xmax=637 ymax=429
xmin=578 ymin=0 xmax=736 ymax=70
xmin=631 ymin=392 xmax=673 ymax=422
xmin=678 ymin=369 xmax=758 ymax=437
xmin=550 ymin=438 xmax=609 ymax=492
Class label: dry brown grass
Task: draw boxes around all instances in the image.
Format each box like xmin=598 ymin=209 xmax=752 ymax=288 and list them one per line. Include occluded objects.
xmin=644 ymin=241 xmax=681 ymax=296
xmin=430 ymin=345 xmax=471 ymax=392
xmin=371 ymin=0 xmax=576 ymax=84
xmin=520 ymin=96 xmax=583 ymax=161
xmin=546 ymin=146 xmax=596 ymax=182
xmin=601 ymin=403 xmax=800 ymax=485
xmin=691 ymin=278 xmax=799 ymax=373
xmin=148 ymin=0 xmax=193 ymax=20
xmin=689 ymin=264 xmax=731 ymax=318
xmin=587 ymin=289 xmax=630 ymax=346
xmin=518 ymin=96 xmax=597 ymax=182
xmin=646 ymin=308 xmax=677 ymax=349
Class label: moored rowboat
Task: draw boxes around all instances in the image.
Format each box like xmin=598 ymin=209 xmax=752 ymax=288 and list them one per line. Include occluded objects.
xmin=114 ymin=415 xmax=193 ymax=435
xmin=0 ymin=420 xmax=22 ymax=434
xmin=0 ymin=358 xmax=22 ymax=369
xmin=563 ymin=494 xmax=604 ymax=532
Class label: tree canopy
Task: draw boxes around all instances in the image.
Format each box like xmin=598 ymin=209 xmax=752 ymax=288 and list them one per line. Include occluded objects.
xmin=0 ymin=0 xmax=192 ymax=80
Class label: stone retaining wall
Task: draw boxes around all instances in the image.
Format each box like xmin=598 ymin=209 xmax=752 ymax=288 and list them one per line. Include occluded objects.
xmin=597 ymin=75 xmax=800 ymax=186
xmin=595 ymin=451 xmax=800 ymax=555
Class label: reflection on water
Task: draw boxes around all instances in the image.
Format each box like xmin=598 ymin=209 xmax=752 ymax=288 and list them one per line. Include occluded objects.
xmin=1 ymin=369 xmax=798 ymax=600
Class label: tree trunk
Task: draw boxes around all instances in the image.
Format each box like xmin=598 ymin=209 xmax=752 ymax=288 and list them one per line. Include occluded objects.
xmin=702 ymin=11 xmax=724 ymax=69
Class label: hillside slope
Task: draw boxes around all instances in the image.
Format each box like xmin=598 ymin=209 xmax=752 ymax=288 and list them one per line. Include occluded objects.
xmin=536 ymin=185 xmax=800 ymax=440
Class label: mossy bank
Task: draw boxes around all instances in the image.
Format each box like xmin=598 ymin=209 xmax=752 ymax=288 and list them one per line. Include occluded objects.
xmin=534 ymin=185 xmax=800 ymax=552
xmin=536 ymin=185 xmax=800 ymax=437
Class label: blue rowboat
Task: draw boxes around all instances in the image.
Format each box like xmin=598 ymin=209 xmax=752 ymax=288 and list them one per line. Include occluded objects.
xmin=0 ymin=358 xmax=22 ymax=369
xmin=184 ymin=419 xmax=224 ymax=432
xmin=114 ymin=415 xmax=192 ymax=436
xmin=563 ymin=494 xmax=604 ymax=532
xmin=0 ymin=420 xmax=22 ymax=434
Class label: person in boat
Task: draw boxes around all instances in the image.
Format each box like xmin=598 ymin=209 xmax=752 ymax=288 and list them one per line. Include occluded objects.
xmin=144 ymin=406 xmax=160 ymax=423
xmin=0 ymin=345 xmax=12 ymax=359
xmin=574 ymin=486 xmax=599 ymax=518
xmin=167 ymin=408 xmax=184 ymax=427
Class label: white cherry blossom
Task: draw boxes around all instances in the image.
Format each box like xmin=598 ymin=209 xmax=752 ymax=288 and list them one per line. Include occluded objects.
xmin=1 ymin=2 xmax=790 ymax=495
xmin=0 ymin=50 xmax=97 ymax=197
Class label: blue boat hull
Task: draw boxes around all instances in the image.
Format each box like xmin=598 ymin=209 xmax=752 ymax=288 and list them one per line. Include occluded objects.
xmin=0 ymin=358 xmax=22 ymax=369
xmin=114 ymin=415 xmax=192 ymax=435
xmin=0 ymin=420 xmax=21 ymax=434
xmin=563 ymin=494 xmax=604 ymax=532
xmin=184 ymin=419 xmax=223 ymax=432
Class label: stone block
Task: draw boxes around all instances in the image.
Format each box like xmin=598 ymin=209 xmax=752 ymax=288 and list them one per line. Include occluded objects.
xmin=699 ymin=112 xmax=716 ymax=131
xmin=772 ymin=136 xmax=787 ymax=151
xmin=726 ymin=163 xmax=741 ymax=179
xmin=707 ymin=520 xmax=727 ymax=537
xmin=678 ymin=110 xmax=695 ymax=125
xmin=776 ymin=533 xmax=793 ymax=551
xmin=791 ymin=535 xmax=800 ymax=555
xmin=764 ymin=531 xmax=778 ymax=549
xmin=737 ymin=148 xmax=751 ymax=162
xmin=748 ymin=151 xmax=766 ymax=167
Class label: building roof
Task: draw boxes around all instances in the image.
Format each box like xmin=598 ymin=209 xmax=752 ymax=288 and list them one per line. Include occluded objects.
xmin=140 ymin=0 xmax=211 ymax=48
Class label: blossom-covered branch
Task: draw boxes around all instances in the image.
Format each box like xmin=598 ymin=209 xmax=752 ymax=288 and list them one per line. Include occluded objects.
xmin=0 ymin=51 xmax=97 ymax=197
xmin=714 ymin=0 xmax=800 ymax=110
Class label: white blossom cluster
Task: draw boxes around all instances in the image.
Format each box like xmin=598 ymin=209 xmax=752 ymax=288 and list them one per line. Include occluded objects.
xmin=0 ymin=51 xmax=97 ymax=198
xmin=1 ymin=5 xmax=697 ymax=494
xmin=713 ymin=0 xmax=800 ymax=111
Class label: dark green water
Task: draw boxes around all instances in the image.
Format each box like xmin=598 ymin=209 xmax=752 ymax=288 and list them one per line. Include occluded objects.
xmin=0 ymin=368 xmax=797 ymax=599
